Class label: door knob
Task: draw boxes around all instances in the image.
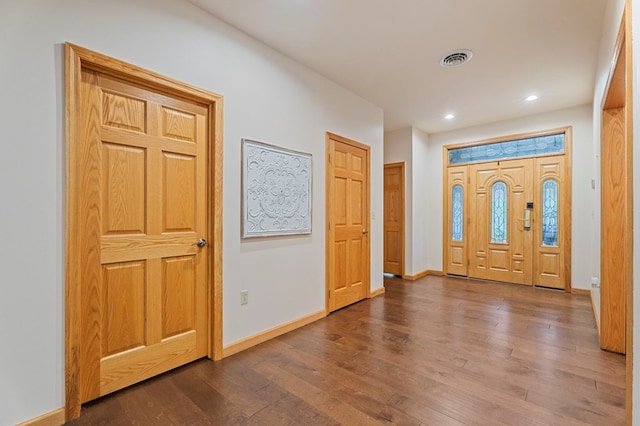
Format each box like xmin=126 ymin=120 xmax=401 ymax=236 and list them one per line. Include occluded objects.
xmin=362 ymin=229 xmax=369 ymax=235
xmin=196 ymin=238 xmax=207 ymax=248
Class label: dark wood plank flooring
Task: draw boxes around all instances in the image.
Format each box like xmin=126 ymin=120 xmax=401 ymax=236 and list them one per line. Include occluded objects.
xmin=66 ymin=275 xmax=626 ymax=425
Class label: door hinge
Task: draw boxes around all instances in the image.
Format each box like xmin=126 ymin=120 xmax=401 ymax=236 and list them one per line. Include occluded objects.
xmin=329 ymin=153 xmax=332 ymax=163
xmin=328 ymin=221 xmax=331 ymax=230
xmin=468 ymin=176 xmax=470 ymax=184
xmin=467 ymin=259 xmax=470 ymax=266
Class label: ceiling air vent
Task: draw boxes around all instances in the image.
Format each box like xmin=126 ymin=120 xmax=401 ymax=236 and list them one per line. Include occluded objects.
xmin=440 ymin=49 xmax=474 ymax=67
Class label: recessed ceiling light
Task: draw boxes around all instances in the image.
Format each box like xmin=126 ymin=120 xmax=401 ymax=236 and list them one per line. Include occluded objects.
xmin=525 ymin=95 xmax=539 ymax=102
xmin=444 ymin=113 xmax=455 ymax=120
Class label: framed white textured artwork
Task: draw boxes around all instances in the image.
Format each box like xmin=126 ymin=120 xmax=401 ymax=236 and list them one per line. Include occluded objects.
xmin=241 ymin=139 xmax=312 ymax=238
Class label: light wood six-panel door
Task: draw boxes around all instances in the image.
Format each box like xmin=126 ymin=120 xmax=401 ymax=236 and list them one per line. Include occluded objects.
xmin=326 ymin=133 xmax=370 ymax=312
xmin=78 ymin=68 xmax=209 ymax=401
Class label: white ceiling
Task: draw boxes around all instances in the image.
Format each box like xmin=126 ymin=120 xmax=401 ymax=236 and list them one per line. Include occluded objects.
xmin=187 ymin=0 xmax=609 ymax=134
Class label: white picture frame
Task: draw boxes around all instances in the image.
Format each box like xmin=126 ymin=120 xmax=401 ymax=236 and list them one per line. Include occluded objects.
xmin=241 ymin=139 xmax=312 ymax=238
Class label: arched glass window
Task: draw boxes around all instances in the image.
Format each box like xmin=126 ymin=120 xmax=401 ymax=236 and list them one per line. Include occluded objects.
xmin=542 ymin=179 xmax=559 ymax=246
xmin=491 ymin=181 xmax=508 ymax=243
xmin=452 ymin=185 xmax=463 ymax=241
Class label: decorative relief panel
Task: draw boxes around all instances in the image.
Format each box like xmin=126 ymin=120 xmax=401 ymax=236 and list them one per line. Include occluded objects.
xmin=242 ymin=139 xmax=312 ymax=238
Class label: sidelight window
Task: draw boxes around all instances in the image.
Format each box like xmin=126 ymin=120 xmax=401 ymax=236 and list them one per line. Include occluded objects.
xmin=452 ymin=185 xmax=463 ymax=241
xmin=542 ymin=179 xmax=559 ymax=246
xmin=491 ymin=181 xmax=508 ymax=244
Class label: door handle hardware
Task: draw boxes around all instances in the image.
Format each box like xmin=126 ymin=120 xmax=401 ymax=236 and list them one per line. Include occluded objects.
xmin=521 ymin=208 xmax=531 ymax=230
xmin=362 ymin=229 xmax=369 ymax=235
xmin=196 ymin=238 xmax=207 ymax=248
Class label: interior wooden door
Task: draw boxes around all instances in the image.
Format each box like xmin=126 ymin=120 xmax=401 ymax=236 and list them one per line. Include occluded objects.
xmin=533 ymin=156 xmax=566 ymax=289
xmin=468 ymin=159 xmax=533 ymax=285
xmin=599 ymin=16 xmax=629 ymax=356
xmin=445 ymin=165 xmax=467 ymax=276
xmin=601 ymin=107 xmax=628 ymax=354
xmin=78 ymin=68 xmax=209 ymax=401
xmin=326 ymin=133 xmax=370 ymax=312
xmin=384 ymin=162 xmax=404 ymax=276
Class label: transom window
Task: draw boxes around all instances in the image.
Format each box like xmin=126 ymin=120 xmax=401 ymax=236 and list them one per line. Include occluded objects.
xmin=448 ymin=133 xmax=565 ymax=165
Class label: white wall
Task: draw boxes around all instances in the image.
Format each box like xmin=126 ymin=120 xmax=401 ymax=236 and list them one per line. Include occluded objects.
xmin=411 ymin=128 xmax=430 ymax=274
xmin=0 ymin=0 xmax=384 ymax=424
xmin=383 ymin=127 xmax=431 ymax=276
xmin=427 ymin=105 xmax=595 ymax=289
xmin=384 ymin=127 xmax=414 ymax=274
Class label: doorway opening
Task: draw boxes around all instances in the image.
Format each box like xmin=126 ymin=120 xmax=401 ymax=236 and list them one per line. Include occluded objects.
xmin=443 ymin=128 xmax=572 ymax=291
xmin=384 ymin=162 xmax=405 ymax=277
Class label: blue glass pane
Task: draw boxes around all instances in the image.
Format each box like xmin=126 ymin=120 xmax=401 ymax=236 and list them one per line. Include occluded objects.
xmin=491 ymin=181 xmax=508 ymax=244
xmin=449 ymin=133 xmax=565 ymax=165
xmin=542 ymin=179 xmax=558 ymax=246
xmin=452 ymin=185 xmax=463 ymax=241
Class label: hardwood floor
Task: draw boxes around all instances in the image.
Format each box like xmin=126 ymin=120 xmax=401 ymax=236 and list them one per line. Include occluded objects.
xmin=66 ymin=275 xmax=625 ymax=425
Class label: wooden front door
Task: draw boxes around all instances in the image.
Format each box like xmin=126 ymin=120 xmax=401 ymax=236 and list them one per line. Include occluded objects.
xmin=326 ymin=133 xmax=370 ymax=312
xmin=468 ymin=159 xmax=533 ymax=285
xmin=383 ymin=162 xmax=404 ymax=276
xmin=464 ymin=156 xmax=567 ymax=288
xmin=76 ymin=63 xmax=209 ymax=401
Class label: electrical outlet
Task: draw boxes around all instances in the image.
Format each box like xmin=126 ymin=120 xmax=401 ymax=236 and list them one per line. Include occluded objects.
xmin=240 ymin=290 xmax=249 ymax=305
xmin=591 ymin=276 xmax=600 ymax=288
